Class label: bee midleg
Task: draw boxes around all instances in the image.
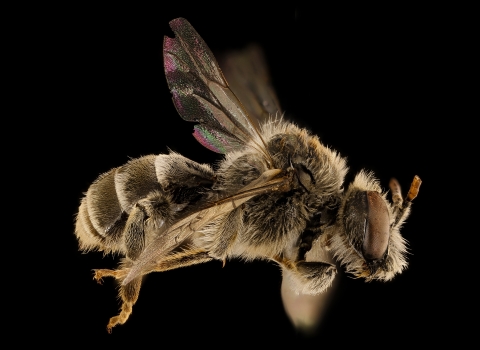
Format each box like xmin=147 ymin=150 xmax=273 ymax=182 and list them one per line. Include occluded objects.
xmin=205 ymin=208 xmax=241 ymax=263
xmin=279 ymin=259 xmax=337 ymax=295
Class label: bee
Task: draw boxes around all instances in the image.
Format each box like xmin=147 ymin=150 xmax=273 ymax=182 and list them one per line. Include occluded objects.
xmin=75 ymin=17 xmax=421 ymax=333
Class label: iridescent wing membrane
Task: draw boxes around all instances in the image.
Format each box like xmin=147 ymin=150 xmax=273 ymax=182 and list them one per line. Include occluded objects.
xmin=164 ymin=18 xmax=262 ymax=154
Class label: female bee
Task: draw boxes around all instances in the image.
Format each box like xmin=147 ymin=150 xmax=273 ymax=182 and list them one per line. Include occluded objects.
xmin=75 ymin=18 xmax=421 ymax=332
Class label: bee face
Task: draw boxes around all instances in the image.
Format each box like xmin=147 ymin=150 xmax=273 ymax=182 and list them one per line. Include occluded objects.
xmin=328 ymin=171 xmax=411 ymax=281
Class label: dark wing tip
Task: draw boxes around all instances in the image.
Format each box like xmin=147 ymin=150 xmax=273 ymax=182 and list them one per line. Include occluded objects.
xmin=169 ymin=17 xmax=189 ymax=29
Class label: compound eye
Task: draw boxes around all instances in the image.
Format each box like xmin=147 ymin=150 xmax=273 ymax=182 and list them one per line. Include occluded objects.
xmin=362 ymin=192 xmax=390 ymax=261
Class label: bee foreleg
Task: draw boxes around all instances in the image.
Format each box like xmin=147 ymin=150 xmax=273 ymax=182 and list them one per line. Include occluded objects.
xmin=281 ymin=261 xmax=337 ymax=295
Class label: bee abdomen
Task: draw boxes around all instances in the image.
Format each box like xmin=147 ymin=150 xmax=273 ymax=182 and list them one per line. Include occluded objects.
xmin=76 ymin=168 xmax=124 ymax=253
xmin=75 ymin=155 xmax=163 ymax=253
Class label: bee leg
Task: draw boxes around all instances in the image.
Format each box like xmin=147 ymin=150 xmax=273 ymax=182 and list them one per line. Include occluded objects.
xmin=93 ymin=268 xmax=130 ymax=284
xmin=148 ymin=247 xmax=213 ymax=273
xmin=95 ymin=190 xmax=173 ymax=282
xmin=100 ymin=191 xmax=173 ymax=332
xmin=122 ymin=206 xmax=147 ymax=261
xmin=107 ymin=272 xmax=143 ymax=333
xmin=102 ymin=249 xmax=211 ymax=333
xmin=123 ymin=191 xmax=173 ymax=261
xmin=281 ymin=261 xmax=337 ymax=295
xmin=207 ymin=209 xmax=240 ymax=262
xmin=91 ymin=259 xmax=142 ymax=333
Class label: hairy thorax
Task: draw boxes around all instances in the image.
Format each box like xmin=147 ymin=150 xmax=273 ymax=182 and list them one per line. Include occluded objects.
xmin=202 ymin=121 xmax=348 ymax=261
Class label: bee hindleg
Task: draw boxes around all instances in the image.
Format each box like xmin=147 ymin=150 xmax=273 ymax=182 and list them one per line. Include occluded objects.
xmin=124 ymin=191 xmax=173 ymax=260
xmin=107 ymin=274 xmax=143 ymax=333
xmin=123 ymin=206 xmax=147 ymax=261
xmin=107 ymin=248 xmax=212 ymax=332
xmin=282 ymin=261 xmax=337 ymax=295
xmin=97 ymin=190 xmax=174 ymax=332
xmin=95 ymin=248 xmax=212 ymax=332
xmin=91 ymin=259 xmax=142 ymax=333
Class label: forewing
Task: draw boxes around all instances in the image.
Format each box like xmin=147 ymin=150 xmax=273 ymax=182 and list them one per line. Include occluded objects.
xmin=164 ymin=18 xmax=260 ymax=154
xmin=220 ymin=44 xmax=282 ymax=128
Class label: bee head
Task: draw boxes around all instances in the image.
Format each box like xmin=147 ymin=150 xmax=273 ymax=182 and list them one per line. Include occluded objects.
xmin=328 ymin=171 xmax=416 ymax=281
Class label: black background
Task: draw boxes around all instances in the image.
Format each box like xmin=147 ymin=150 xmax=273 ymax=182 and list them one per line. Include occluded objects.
xmin=30 ymin=3 xmax=455 ymax=347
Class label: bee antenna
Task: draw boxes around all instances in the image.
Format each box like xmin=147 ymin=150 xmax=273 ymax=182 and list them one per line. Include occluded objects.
xmin=389 ymin=178 xmax=403 ymax=208
xmin=405 ymin=175 xmax=422 ymax=204
xmin=390 ymin=175 xmax=422 ymax=226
